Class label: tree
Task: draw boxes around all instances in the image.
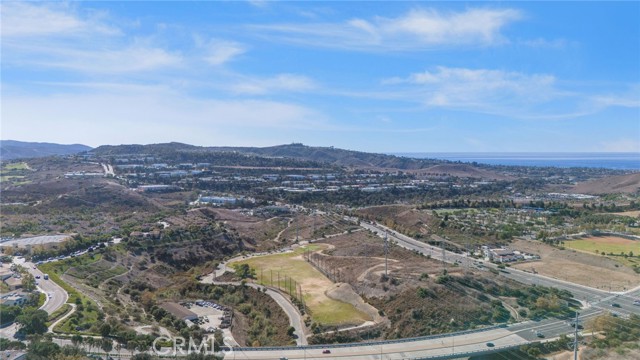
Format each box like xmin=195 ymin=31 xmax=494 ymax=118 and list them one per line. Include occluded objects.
xmin=16 ymin=308 xmax=48 ymax=335
xmin=21 ymin=272 xmax=36 ymax=292
xmin=100 ymin=338 xmax=113 ymax=356
xmin=70 ymin=334 xmax=83 ymax=347
xmin=27 ymin=339 xmax=61 ymax=360
xmin=233 ymin=264 xmax=256 ymax=279
xmin=99 ymin=323 xmax=112 ymax=337
xmin=85 ymin=337 xmax=96 ymax=353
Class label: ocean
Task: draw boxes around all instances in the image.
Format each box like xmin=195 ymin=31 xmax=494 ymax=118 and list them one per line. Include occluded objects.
xmin=395 ymin=153 xmax=640 ymax=170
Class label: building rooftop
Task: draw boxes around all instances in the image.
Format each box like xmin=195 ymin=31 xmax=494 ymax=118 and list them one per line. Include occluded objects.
xmin=159 ymin=302 xmax=197 ymax=320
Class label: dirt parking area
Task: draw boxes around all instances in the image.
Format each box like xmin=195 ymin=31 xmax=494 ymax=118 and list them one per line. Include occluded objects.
xmin=511 ymin=239 xmax=640 ymax=291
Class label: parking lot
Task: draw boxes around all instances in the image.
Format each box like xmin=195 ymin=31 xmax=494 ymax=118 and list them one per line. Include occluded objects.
xmin=183 ymin=301 xmax=238 ymax=346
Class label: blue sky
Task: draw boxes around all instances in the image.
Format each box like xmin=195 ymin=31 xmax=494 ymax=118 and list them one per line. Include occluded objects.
xmin=1 ymin=1 xmax=639 ymax=152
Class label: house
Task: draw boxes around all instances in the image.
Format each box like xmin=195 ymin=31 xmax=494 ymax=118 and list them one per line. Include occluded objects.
xmin=4 ymin=277 xmax=22 ymax=290
xmin=0 ymin=292 xmax=29 ymax=306
xmin=488 ymin=248 xmax=523 ymax=263
xmin=199 ymin=196 xmax=239 ymax=205
xmin=159 ymin=302 xmax=198 ymax=322
xmin=0 ymin=266 xmax=12 ymax=281
xmin=2 ymin=350 xmax=27 ymax=360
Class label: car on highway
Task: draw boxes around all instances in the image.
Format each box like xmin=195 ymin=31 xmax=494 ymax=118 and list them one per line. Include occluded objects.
xmin=322 ymin=349 xmax=331 ymax=354
xmin=535 ymin=331 xmax=544 ymax=338
xmin=569 ymin=322 xmax=583 ymax=329
xmin=35 ymin=275 xmax=40 ymax=279
xmin=611 ymin=303 xmax=621 ymax=308
xmin=633 ymin=300 xmax=640 ymax=306
xmin=486 ymin=342 xmax=495 ymax=347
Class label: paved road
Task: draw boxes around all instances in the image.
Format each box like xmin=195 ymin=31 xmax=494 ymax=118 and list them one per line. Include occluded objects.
xmin=27 ymin=261 xmax=69 ymax=315
xmin=200 ymin=278 xmax=308 ymax=346
xmin=0 ymin=260 xmax=69 ymax=339
xmin=227 ymin=327 xmax=528 ymax=360
xmin=359 ymin=222 xmax=617 ymax=303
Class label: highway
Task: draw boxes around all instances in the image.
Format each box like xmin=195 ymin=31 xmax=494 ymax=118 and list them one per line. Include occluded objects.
xmin=226 ymin=327 xmax=528 ymax=360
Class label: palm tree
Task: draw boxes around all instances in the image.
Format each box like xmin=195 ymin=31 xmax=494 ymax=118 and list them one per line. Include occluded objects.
xmin=85 ymin=337 xmax=96 ymax=354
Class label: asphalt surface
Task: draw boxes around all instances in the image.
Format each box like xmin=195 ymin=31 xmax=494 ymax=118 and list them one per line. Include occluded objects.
xmin=358 ymin=222 xmax=618 ymax=302
xmin=226 ymin=328 xmax=528 ymax=360
xmin=200 ymin=277 xmax=308 ymax=346
xmin=0 ymin=259 xmax=69 ymax=340
xmin=28 ymin=261 xmax=69 ymax=315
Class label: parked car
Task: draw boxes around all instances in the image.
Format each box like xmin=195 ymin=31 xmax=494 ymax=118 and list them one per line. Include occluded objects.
xmin=322 ymin=349 xmax=331 ymax=354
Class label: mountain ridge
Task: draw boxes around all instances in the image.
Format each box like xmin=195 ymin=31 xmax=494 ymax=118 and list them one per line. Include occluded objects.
xmin=0 ymin=140 xmax=93 ymax=160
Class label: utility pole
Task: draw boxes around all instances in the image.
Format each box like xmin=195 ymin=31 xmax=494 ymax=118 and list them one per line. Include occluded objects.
xmin=573 ymin=311 xmax=579 ymax=360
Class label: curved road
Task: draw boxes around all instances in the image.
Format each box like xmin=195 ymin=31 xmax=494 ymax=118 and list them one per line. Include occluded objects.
xmin=200 ymin=277 xmax=308 ymax=346
xmin=27 ymin=261 xmax=69 ymax=315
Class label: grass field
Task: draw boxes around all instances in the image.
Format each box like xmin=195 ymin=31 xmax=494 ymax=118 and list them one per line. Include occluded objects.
xmin=233 ymin=245 xmax=371 ymax=326
xmin=2 ymin=162 xmax=29 ymax=170
xmin=564 ymin=236 xmax=640 ymax=255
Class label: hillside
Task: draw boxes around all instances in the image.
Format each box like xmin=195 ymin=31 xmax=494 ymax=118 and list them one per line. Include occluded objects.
xmin=416 ymin=163 xmax=514 ymax=180
xmin=210 ymin=143 xmax=446 ymax=169
xmin=571 ymin=172 xmax=640 ymax=194
xmin=93 ymin=142 xmax=479 ymax=172
xmin=0 ymin=140 xmax=92 ymax=160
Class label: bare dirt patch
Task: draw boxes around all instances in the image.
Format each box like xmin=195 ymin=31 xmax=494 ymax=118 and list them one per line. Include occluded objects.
xmin=511 ymin=239 xmax=640 ymax=291
xmin=317 ymin=231 xmax=459 ymax=298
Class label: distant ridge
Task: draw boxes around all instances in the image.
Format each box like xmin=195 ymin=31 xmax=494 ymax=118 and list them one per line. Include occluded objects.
xmin=91 ymin=142 xmax=513 ymax=180
xmin=92 ymin=142 xmax=448 ymax=169
xmin=0 ymin=140 xmax=92 ymax=161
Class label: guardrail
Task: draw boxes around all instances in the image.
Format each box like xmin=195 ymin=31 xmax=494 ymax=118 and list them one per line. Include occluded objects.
xmin=405 ymin=342 xmax=529 ymax=360
xmin=233 ymin=324 xmax=508 ymax=351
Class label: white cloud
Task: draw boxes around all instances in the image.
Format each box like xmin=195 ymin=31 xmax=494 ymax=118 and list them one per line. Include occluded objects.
xmin=251 ymin=7 xmax=522 ymax=51
xmin=0 ymin=2 xmax=117 ymax=37
xmin=1 ymin=3 xmax=182 ymax=74
xmin=14 ymin=42 xmax=184 ymax=74
xmin=202 ymin=39 xmax=246 ymax=66
xmin=231 ymin=74 xmax=316 ymax=95
xmin=378 ymin=8 xmax=520 ymax=45
xmin=1 ymin=86 xmax=326 ymax=147
xmin=385 ymin=66 xmax=557 ymax=108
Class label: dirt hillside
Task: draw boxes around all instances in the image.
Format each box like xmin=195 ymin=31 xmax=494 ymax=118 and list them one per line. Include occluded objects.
xmin=571 ymin=172 xmax=640 ymax=194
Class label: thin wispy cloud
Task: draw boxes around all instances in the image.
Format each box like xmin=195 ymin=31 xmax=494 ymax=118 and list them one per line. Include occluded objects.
xmin=250 ymin=7 xmax=522 ymax=51
xmin=198 ymin=38 xmax=247 ymax=66
xmin=231 ymin=74 xmax=316 ymax=95
xmin=0 ymin=2 xmax=118 ymax=37
xmin=380 ymin=66 xmax=639 ymax=119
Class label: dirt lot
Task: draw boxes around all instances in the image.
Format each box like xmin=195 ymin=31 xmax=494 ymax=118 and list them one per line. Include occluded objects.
xmin=611 ymin=210 xmax=640 ymax=218
xmin=511 ymin=239 xmax=640 ymax=291
xmin=318 ymin=231 xmax=460 ymax=298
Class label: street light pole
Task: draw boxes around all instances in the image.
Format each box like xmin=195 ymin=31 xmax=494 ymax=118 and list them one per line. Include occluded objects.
xmin=573 ymin=311 xmax=579 ymax=360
